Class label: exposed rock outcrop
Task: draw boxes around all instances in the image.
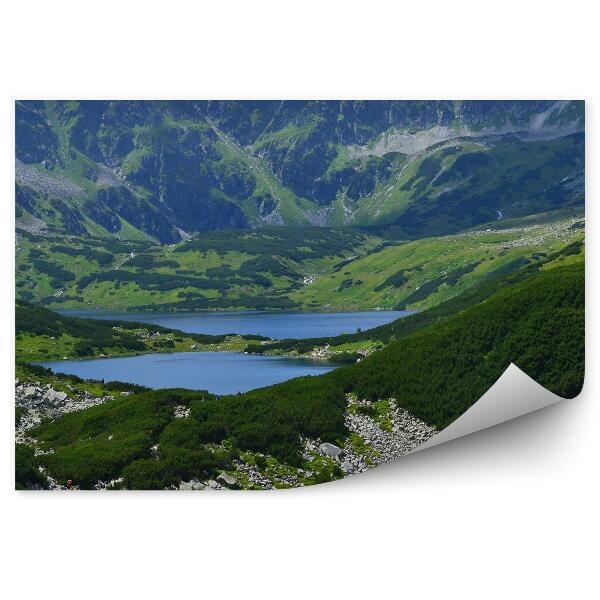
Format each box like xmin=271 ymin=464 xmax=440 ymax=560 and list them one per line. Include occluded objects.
xmin=15 ymin=379 xmax=115 ymax=444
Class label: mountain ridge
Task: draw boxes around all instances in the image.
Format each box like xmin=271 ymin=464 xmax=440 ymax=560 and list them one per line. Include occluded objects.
xmin=16 ymin=100 xmax=584 ymax=242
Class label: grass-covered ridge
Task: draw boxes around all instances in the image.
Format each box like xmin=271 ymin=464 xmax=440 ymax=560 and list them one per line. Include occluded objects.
xmin=27 ymin=258 xmax=584 ymax=488
xmin=247 ymin=238 xmax=585 ymax=357
xmin=339 ymin=261 xmax=584 ymax=426
xmin=16 ymin=213 xmax=583 ymax=312
xmin=292 ymin=212 xmax=583 ymax=311
xmin=15 ymin=227 xmax=381 ymax=311
xmin=15 ymin=301 xmax=267 ymax=362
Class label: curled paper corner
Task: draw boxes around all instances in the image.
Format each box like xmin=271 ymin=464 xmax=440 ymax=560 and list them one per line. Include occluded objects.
xmin=414 ymin=363 xmax=567 ymax=453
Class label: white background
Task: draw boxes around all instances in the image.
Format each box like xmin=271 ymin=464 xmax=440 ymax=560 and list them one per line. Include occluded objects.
xmin=0 ymin=1 xmax=597 ymax=598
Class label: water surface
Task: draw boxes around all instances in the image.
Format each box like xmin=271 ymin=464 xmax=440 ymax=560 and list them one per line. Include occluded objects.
xmin=49 ymin=309 xmax=412 ymax=393
xmin=40 ymin=352 xmax=337 ymax=395
xmin=59 ymin=309 xmax=410 ymax=340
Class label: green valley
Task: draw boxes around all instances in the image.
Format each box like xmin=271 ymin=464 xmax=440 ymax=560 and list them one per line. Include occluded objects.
xmin=17 ymin=252 xmax=584 ymax=490
xmin=250 ymin=239 xmax=585 ymax=362
xmin=16 ymin=212 xmax=584 ymax=313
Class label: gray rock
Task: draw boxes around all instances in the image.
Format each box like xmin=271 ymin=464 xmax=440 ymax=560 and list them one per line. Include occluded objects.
xmin=45 ymin=389 xmax=68 ymax=403
xmin=217 ymin=472 xmax=240 ymax=489
xmin=341 ymin=460 xmax=355 ymax=473
xmin=319 ymin=442 xmax=344 ymax=459
xmin=179 ymin=479 xmax=206 ymax=491
xmin=174 ymin=405 xmax=190 ymax=419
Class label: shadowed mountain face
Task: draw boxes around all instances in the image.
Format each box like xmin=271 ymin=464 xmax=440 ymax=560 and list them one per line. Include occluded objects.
xmin=15 ymin=100 xmax=584 ymax=242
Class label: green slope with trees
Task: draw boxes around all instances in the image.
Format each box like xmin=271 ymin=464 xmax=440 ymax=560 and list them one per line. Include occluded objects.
xmin=24 ymin=257 xmax=584 ymax=488
xmin=16 ymin=301 xmax=267 ymax=362
xmin=16 ymin=212 xmax=583 ymax=312
xmin=247 ymin=238 xmax=585 ymax=357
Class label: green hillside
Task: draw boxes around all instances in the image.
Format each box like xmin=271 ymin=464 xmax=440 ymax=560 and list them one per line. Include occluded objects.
xmin=250 ymin=238 xmax=585 ymax=358
xmin=15 ymin=212 xmax=583 ymax=312
xmin=16 ymin=227 xmax=380 ymax=311
xmin=24 ymin=257 xmax=584 ymax=489
xmin=291 ymin=211 xmax=583 ymax=311
xmin=15 ymin=301 xmax=267 ymax=362
xmin=351 ymin=132 xmax=584 ymax=233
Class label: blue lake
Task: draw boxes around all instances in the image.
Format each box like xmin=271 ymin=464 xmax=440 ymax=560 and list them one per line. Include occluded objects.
xmin=58 ymin=309 xmax=411 ymax=340
xmin=46 ymin=310 xmax=410 ymax=394
xmin=40 ymin=352 xmax=337 ymax=395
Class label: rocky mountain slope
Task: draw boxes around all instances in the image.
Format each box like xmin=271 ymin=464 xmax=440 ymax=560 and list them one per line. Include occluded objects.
xmin=16 ymin=100 xmax=584 ymax=242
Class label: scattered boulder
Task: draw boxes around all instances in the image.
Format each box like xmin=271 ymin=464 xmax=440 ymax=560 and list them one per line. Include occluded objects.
xmin=24 ymin=386 xmax=39 ymax=398
xmin=15 ymin=379 xmax=115 ymax=446
xmin=217 ymin=472 xmax=240 ymax=489
xmin=174 ymin=405 xmax=190 ymax=419
xmin=179 ymin=479 xmax=206 ymax=491
xmin=341 ymin=460 xmax=354 ymax=472
xmin=340 ymin=396 xmax=437 ymax=475
xmin=45 ymin=389 xmax=67 ymax=404
xmin=319 ymin=442 xmax=344 ymax=459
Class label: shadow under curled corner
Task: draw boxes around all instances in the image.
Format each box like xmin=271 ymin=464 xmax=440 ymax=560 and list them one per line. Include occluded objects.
xmin=413 ymin=363 xmax=574 ymax=453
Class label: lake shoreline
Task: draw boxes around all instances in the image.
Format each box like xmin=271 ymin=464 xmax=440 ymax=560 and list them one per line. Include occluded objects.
xmin=28 ymin=346 xmax=348 ymax=366
xmin=21 ymin=308 xmax=411 ymax=394
xmin=54 ymin=308 xmax=412 ymax=340
xmin=16 ymin=308 xmax=410 ymax=394
xmin=58 ymin=307 xmax=408 ymax=316
xmin=36 ymin=351 xmax=341 ymax=395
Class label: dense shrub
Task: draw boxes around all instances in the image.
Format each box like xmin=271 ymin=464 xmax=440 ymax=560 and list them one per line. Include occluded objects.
xmin=154 ymin=260 xmax=180 ymax=269
xmin=153 ymin=339 xmax=175 ymax=348
xmin=34 ymin=391 xmax=189 ymax=488
xmin=238 ymin=255 xmax=296 ymax=279
xmin=374 ymin=270 xmax=408 ymax=291
xmin=77 ymin=270 xmax=235 ymax=292
xmin=122 ymin=445 xmax=232 ymax=490
xmin=125 ymin=254 xmax=156 ymax=269
xmin=30 ymin=258 xmax=76 ymax=286
xmin=175 ymin=227 xmax=365 ymax=261
xmin=49 ymin=244 xmax=114 ymax=266
xmin=338 ymin=263 xmax=584 ymax=428
xmin=15 ymin=444 xmax=48 ymax=490
xmin=331 ymin=352 xmax=360 ymax=364
xmin=394 ymin=260 xmax=482 ymax=309
xmin=482 ymin=257 xmax=531 ymax=281
xmin=132 ymin=294 xmax=299 ymax=311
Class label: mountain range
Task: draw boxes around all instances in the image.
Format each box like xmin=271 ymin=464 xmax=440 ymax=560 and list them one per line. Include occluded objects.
xmin=14 ymin=100 xmax=586 ymax=491
xmin=16 ymin=100 xmax=584 ymax=243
